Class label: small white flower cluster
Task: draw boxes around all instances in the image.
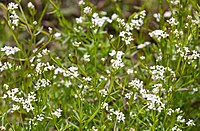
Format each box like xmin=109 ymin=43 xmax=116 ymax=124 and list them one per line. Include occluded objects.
xmin=35 ymin=114 xmax=45 ymax=121
xmin=167 ymin=17 xmax=179 ymax=26
xmin=76 ymin=16 xmax=85 ymax=24
xmin=137 ymin=41 xmax=151 ymax=49
xmin=101 ymin=103 xmax=125 ymax=122
xmin=186 ymin=119 xmax=195 ymax=126
xmin=72 ymin=41 xmax=81 ymax=47
xmin=170 ymin=0 xmax=180 ymax=5
xmin=143 ymin=93 xmax=165 ymax=112
xmin=1 ymin=46 xmax=20 ymax=56
xmin=34 ymin=62 xmax=55 ymax=75
xmin=54 ymin=67 xmax=68 ymax=77
xmin=54 ymin=66 xmax=79 ymax=78
xmin=149 ymin=65 xmax=176 ymax=81
xmin=116 ymin=18 xmax=126 ymax=27
xmin=129 ymin=79 xmax=165 ymax=112
xmin=30 ymin=49 xmax=55 ymax=75
xmin=130 ymin=10 xmax=146 ymax=30
xmin=153 ymin=13 xmax=161 ymax=22
xmin=27 ymin=2 xmax=35 ymax=9
xmin=64 ymin=80 xmax=72 ymax=87
xmin=177 ymin=115 xmax=186 ymax=123
xmin=83 ymin=6 xmax=92 ymax=15
xmin=119 ymin=31 xmax=133 ymax=45
xmin=83 ymin=53 xmax=90 ymax=62
xmin=92 ymin=126 xmax=98 ymax=131
xmin=0 ymin=62 xmax=12 ymax=72
xmin=109 ymin=50 xmax=125 ymax=69
xmin=111 ymin=13 xmax=118 ymax=20
xmin=152 ymin=83 xmax=163 ymax=94
xmin=149 ymin=30 xmax=169 ymax=42
xmin=99 ymin=89 xmax=108 ymax=97
xmin=172 ymin=126 xmax=182 ymax=131
xmin=0 ymin=61 xmax=21 ymax=72
xmin=2 ymin=88 xmax=20 ymax=102
xmin=167 ymin=108 xmax=182 ymax=116
xmin=54 ymin=32 xmax=61 ymax=38
xmin=34 ymin=78 xmax=51 ymax=90
xmin=113 ymin=110 xmax=126 ymax=122
xmin=7 ymin=2 xmax=19 ymax=30
xmin=99 ymin=75 xmax=108 ymax=81
xmin=78 ymin=0 xmax=85 ymax=5
xmin=126 ymin=68 xmax=133 ymax=74
xmin=91 ymin=13 xmax=112 ymax=28
xmin=3 ymin=88 xmax=37 ymax=112
xmin=22 ymin=92 xmax=37 ymax=112
xmin=177 ymin=46 xmax=200 ymax=64
xmin=168 ymin=108 xmax=195 ymax=127
xmin=125 ymin=92 xmax=133 ymax=99
xmin=10 ymin=104 xmax=20 ymax=113
xmin=101 ymin=102 xmax=109 ymax=110
xmin=172 ymin=29 xmax=183 ymax=38
xmin=68 ymin=66 xmax=79 ymax=78
xmin=128 ymin=79 xmax=144 ymax=90
xmin=52 ymin=108 xmax=62 ymax=118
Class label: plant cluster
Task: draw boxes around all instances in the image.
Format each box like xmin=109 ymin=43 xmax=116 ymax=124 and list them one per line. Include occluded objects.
xmin=0 ymin=0 xmax=199 ymax=130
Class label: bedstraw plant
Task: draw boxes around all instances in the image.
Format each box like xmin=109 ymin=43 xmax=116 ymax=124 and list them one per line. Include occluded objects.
xmin=0 ymin=0 xmax=199 ymax=130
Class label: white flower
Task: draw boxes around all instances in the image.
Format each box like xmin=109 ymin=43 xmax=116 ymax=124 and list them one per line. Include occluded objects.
xmin=27 ymin=2 xmax=35 ymax=9
xmin=137 ymin=41 xmax=151 ymax=49
xmin=164 ymin=11 xmax=172 ymax=18
xmin=140 ymin=56 xmax=145 ymax=60
xmin=149 ymin=30 xmax=169 ymax=41
xmin=186 ymin=119 xmax=195 ymax=126
xmin=125 ymin=92 xmax=133 ymax=99
xmin=33 ymin=21 xmax=37 ymax=25
xmin=54 ymin=32 xmax=61 ymax=38
xmin=153 ymin=13 xmax=160 ymax=22
xmin=48 ymin=27 xmax=53 ymax=33
xmin=36 ymin=114 xmax=45 ymax=121
xmin=167 ymin=108 xmax=174 ymax=115
xmin=130 ymin=10 xmax=146 ymax=30
xmin=52 ymin=108 xmax=62 ymax=118
xmin=170 ymin=0 xmax=180 ymax=5
xmin=119 ymin=31 xmax=133 ymax=45
xmin=167 ymin=17 xmax=179 ymax=26
xmin=83 ymin=54 xmax=90 ymax=62
xmin=83 ymin=6 xmax=92 ymax=15
xmin=79 ymin=0 xmax=85 ymax=5
xmin=1 ymin=46 xmax=20 ymax=56
xmin=34 ymin=78 xmax=51 ymax=90
xmin=110 ymin=59 xmax=124 ymax=69
xmin=101 ymin=102 xmax=109 ymax=110
xmin=127 ymin=69 xmax=133 ymax=74
xmin=114 ymin=110 xmax=125 ymax=122
xmin=128 ymin=79 xmax=143 ymax=89
xmin=99 ymin=89 xmax=108 ymax=97
xmin=91 ymin=13 xmax=112 ymax=28
xmin=8 ymin=2 xmax=18 ymax=10
xmin=10 ymin=104 xmax=20 ymax=112
xmin=109 ymin=50 xmax=116 ymax=56
xmin=0 ymin=126 xmax=6 ymax=130
xmin=177 ymin=115 xmax=186 ymax=123
xmin=65 ymin=81 xmax=72 ymax=87
xmin=111 ymin=13 xmax=118 ymax=20
xmin=72 ymin=41 xmax=81 ymax=47
xmin=92 ymin=126 xmax=98 ymax=131
xmin=83 ymin=77 xmax=92 ymax=82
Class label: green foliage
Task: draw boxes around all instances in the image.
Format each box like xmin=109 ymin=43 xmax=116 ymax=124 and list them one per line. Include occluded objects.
xmin=0 ymin=0 xmax=199 ymax=130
